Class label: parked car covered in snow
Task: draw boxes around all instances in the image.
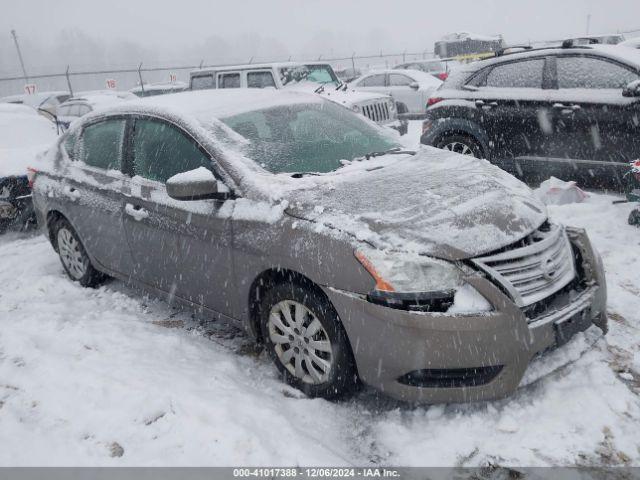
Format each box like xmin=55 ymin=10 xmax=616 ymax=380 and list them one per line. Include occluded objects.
xmin=32 ymin=89 xmax=606 ymax=403
xmin=56 ymin=90 xmax=137 ymax=129
xmin=0 ymin=91 xmax=71 ymax=118
xmin=350 ymin=69 xmax=442 ymax=116
xmin=619 ymin=37 xmax=640 ymax=50
xmin=190 ymin=62 xmax=407 ymax=134
xmin=421 ymin=43 xmax=640 ymax=192
xmin=0 ymin=103 xmax=58 ymax=232
xmin=394 ymin=58 xmax=460 ymax=81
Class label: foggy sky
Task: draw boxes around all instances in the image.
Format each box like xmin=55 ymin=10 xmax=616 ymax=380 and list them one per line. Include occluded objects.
xmin=2 ymin=0 xmax=640 ymax=75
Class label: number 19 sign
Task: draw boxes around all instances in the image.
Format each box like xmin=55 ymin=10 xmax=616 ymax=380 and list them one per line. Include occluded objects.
xmin=105 ymin=78 xmax=117 ymax=90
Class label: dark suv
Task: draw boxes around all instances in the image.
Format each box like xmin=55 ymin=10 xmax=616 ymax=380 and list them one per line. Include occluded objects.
xmin=421 ymin=44 xmax=640 ymax=191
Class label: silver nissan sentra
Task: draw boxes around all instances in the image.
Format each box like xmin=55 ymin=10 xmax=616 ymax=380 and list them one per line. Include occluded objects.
xmin=31 ymin=89 xmax=607 ymax=403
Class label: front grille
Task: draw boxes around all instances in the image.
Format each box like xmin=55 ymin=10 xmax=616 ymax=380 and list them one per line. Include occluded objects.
xmin=360 ymin=101 xmax=390 ymax=123
xmin=472 ymin=224 xmax=576 ymax=308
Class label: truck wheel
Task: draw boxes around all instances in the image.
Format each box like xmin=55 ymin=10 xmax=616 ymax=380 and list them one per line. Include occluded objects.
xmin=260 ymin=282 xmax=359 ymax=399
xmin=436 ymin=133 xmax=485 ymax=158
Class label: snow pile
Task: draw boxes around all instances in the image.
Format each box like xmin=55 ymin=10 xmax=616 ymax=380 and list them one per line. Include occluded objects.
xmin=0 ymin=109 xmax=58 ymax=177
xmin=534 ymin=177 xmax=588 ymax=205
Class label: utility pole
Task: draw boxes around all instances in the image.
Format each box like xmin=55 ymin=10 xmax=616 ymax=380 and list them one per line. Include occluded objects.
xmin=586 ymin=14 xmax=591 ymax=35
xmin=10 ymin=29 xmax=29 ymax=83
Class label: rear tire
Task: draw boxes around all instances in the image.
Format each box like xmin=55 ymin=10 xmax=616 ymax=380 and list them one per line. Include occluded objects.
xmin=435 ymin=133 xmax=485 ymax=158
xmin=260 ymin=282 xmax=359 ymax=399
xmin=51 ymin=217 xmax=107 ymax=288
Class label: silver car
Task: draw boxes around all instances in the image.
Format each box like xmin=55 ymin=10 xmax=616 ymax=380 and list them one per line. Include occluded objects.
xmin=31 ymin=89 xmax=607 ymax=403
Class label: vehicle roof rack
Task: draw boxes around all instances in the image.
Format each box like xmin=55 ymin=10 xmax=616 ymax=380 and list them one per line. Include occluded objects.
xmin=495 ymin=45 xmax=533 ymax=57
xmin=562 ymin=38 xmax=600 ymax=48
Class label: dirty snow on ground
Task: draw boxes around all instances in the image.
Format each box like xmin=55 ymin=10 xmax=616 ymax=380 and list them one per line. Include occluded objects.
xmin=1 ymin=122 xmax=640 ymax=466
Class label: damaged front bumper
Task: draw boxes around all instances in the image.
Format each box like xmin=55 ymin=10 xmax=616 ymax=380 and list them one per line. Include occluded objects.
xmin=322 ymin=227 xmax=607 ymax=404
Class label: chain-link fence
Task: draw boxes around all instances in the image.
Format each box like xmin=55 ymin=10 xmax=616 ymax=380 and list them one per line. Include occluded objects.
xmin=0 ymin=50 xmax=442 ymax=97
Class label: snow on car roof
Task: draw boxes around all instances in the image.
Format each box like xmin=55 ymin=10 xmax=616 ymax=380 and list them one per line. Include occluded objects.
xmin=356 ymin=69 xmax=442 ymax=86
xmin=63 ymin=90 xmax=137 ymax=107
xmin=119 ymin=88 xmax=324 ymax=121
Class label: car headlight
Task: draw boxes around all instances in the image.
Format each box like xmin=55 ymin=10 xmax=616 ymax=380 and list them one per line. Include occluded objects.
xmin=387 ymin=99 xmax=396 ymax=111
xmin=351 ymin=104 xmax=361 ymax=113
xmin=355 ymin=247 xmax=492 ymax=314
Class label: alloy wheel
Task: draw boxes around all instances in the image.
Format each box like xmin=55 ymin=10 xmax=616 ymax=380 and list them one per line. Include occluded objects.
xmin=268 ymin=300 xmax=333 ymax=385
xmin=57 ymin=228 xmax=88 ymax=279
xmin=443 ymin=141 xmax=474 ymax=156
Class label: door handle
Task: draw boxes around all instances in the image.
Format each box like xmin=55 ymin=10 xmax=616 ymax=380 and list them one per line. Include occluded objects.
xmin=552 ymin=103 xmax=581 ymax=114
xmin=475 ymin=100 xmax=497 ymax=110
xmin=125 ymin=203 xmax=149 ymax=221
xmin=63 ymin=186 xmax=80 ymax=201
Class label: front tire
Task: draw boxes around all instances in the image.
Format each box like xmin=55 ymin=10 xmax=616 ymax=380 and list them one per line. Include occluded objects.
xmin=51 ymin=217 xmax=107 ymax=288
xmin=435 ymin=133 xmax=485 ymax=158
xmin=260 ymin=282 xmax=358 ymax=399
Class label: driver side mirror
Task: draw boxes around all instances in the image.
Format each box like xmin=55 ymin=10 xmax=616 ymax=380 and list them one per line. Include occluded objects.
xmin=166 ymin=167 xmax=230 ymax=201
xmin=623 ymin=79 xmax=640 ymax=97
xmin=409 ymin=82 xmax=420 ymax=90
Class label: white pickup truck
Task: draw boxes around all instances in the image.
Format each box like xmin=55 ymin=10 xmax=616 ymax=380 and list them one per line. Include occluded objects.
xmin=190 ymin=62 xmax=408 ymax=135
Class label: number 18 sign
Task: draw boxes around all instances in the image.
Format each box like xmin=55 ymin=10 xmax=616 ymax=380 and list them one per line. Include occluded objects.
xmin=105 ymin=79 xmax=117 ymax=90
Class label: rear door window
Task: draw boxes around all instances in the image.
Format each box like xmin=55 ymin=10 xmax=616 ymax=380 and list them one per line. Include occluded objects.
xmin=556 ymin=56 xmax=639 ymax=89
xmin=191 ymin=74 xmax=215 ymax=90
xmin=132 ymin=119 xmax=211 ymax=183
xmin=485 ymin=59 xmax=545 ymax=88
xmin=80 ymin=119 xmax=125 ymax=171
xmin=389 ymin=74 xmax=413 ymax=86
xmin=218 ymin=73 xmax=241 ymax=89
xmin=247 ymin=71 xmax=276 ymax=88
xmin=360 ymin=74 xmax=386 ymax=87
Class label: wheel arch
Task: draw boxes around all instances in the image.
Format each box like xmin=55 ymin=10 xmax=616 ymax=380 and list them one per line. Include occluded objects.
xmin=248 ymin=267 xmax=331 ymax=341
xmin=423 ymin=117 xmax=491 ymax=159
xmin=46 ymin=210 xmax=67 ymax=251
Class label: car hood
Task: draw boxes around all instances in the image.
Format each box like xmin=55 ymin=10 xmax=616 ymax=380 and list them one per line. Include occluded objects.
xmin=284 ymin=147 xmax=547 ymax=260
xmin=285 ymin=82 xmax=392 ymax=106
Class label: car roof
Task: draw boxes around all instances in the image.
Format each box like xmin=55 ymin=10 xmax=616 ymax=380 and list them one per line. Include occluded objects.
xmin=190 ymin=61 xmax=331 ymax=76
xmin=90 ymin=88 xmax=325 ymax=123
xmin=455 ymin=44 xmax=640 ymax=75
xmin=356 ymin=69 xmax=442 ymax=84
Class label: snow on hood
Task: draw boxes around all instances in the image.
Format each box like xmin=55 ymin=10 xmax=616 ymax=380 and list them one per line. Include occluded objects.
xmin=281 ymin=147 xmax=547 ymax=260
xmin=285 ymin=81 xmax=392 ymax=106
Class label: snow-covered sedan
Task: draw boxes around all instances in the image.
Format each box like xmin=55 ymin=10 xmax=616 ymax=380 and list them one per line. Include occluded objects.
xmin=0 ymin=103 xmax=58 ymax=232
xmin=32 ymin=89 xmax=607 ymax=403
xmin=350 ymin=69 xmax=442 ymax=116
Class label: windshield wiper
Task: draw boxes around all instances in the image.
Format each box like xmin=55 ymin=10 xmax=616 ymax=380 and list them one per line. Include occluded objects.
xmin=363 ymin=147 xmax=416 ymax=160
xmin=290 ymin=172 xmax=322 ymax=178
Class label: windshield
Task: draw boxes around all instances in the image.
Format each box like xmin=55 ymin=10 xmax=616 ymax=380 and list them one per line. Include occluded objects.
xmin=279 ymin=64 xmax=340 ymax=87
xmin=220 ymin=101 xmax=399 ymax=174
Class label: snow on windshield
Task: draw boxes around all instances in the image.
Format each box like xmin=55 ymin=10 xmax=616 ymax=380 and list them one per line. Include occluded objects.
xmin=219 ymin=101 xmax=399 ymax=173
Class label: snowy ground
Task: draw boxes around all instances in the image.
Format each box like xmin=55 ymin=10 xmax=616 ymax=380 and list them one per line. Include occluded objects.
xmin=1 ymin=122 xmax=640 ymax=466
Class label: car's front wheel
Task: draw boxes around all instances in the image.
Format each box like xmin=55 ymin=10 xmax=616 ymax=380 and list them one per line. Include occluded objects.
xmin=52 ymin=217 xmax=107 ymax=288
xmin=260 ymin=282 xmax=358 ymax=399
xmin=435 ymin=133 xmax=485 ymax=158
